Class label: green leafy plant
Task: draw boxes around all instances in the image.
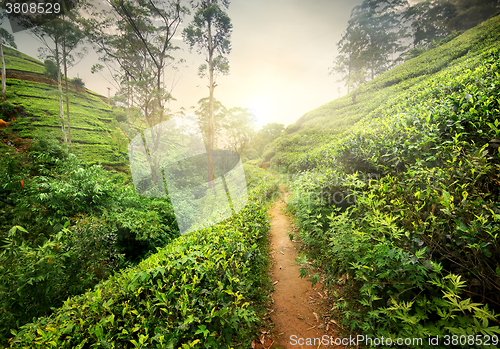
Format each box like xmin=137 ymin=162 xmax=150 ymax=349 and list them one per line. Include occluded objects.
xmin=7 ymin=177 xmax=277 ymax=348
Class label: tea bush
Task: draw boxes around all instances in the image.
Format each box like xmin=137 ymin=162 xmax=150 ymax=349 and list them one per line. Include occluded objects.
xmin=0 ymin=138 xmax=180 ymax=344
xmin=0 ymin=226 xmax=75 ymax=343
xmin=287 ymin=22 xmax=500 ymax=347
xmin=7 ymin=176 xmax=277 ymax=348
xmin=65 ymin=215 xmax=125 ymax=284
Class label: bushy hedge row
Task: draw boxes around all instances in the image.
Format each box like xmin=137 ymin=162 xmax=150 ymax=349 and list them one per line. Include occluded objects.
xmin=6 ymin=172 xmax=277 ymax=348
xmin=286 ymin=31 xmax=500 ymax=347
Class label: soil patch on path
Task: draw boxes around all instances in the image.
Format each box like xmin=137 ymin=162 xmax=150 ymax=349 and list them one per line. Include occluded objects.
xmin=264 ymin=189 xmax=341 ymax=349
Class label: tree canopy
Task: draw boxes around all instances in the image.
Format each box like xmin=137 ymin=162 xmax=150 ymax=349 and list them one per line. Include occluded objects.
xmin=333 ymin=0 xmax=500 ymax=95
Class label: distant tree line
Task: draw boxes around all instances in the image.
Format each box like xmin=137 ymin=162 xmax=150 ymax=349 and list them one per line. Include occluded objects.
xmin=332 ymin=0 xmax=500 ymax=98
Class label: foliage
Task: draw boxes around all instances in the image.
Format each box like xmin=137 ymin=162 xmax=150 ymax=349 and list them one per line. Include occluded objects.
xmin=286 ymin=24 xmax=500 ymax=344
xmin=183 ymin=0 xmax=233 ymax=180
xmin=70 ymin=77 xmax=85 ymax=88
xmin=65 ymin=215 xmax=124 ymax=283
xmin=333 ymin=0 xmax=409 ymax=95
xmin=403 ymin=0 xmax=500 ymax=48
xmin=333 ymin=0 xmax=500 ymax=94
xmin=194 ymin=97 xmax=229 ymax=148
xmin=250 ymin=122 xmax=285 ymax=158
xmin=3 ymin=69 xmax=129 ymax=166
xmin=43 ymin=59 xmax=60 ymax=81
xmin=0 ymin=226 xmax=75 ymax=344
xmin=221 ymin=107 xmax=255 ymax=154
xmin=0 ymin=101 xmax=17 ymax=121
xmin=7 ymin=173 xmax=277 ymax=348
xmin=0 ymin=136 xmax=182 ymax=345
xmin=183 ymin=0 xmax=232 ymax=79
xmin=110 ymin=127 xmax=128 ymax=155
xmin=193 ymin=98 xmax=255 ymax=154
xmin=243 ymin=164 xmax=280 ymax=204
xmin=83 ymin=0 xmax=187 ymax=129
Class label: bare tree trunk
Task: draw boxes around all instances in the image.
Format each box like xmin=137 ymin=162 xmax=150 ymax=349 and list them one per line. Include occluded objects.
xmin=207 ymin=20 xmax=215 ymax=183
xmin=127 ymin=74 xmax=130 ymax=119
xmin=63 ymin=47 xmax=71 ymax=144
xmin=57 ymin=66 xmax=67 ymax=143
xmin=1 ymin=39 xmax=6 ymax=102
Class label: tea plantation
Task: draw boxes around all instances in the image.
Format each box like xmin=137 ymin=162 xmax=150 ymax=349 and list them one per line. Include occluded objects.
xmin=1 ymin=45 xmax=129 ymax=168
xmin=2 ymin=9 xmax=500 ymax=349
xmin=1 ymin=39 xmax=280 ymax=349
xmin=275 ymin=14 xmax=500 ymax=347
xmin=0 ymin=134 xmax=279 ymax=348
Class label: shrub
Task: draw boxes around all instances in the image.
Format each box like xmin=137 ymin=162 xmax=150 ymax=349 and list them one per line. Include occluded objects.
xmin=0 ymin=102 xmax=18 ymax=121
xmin=7 ymin=179 xmax=276 ymax=348
xmin=70 ymin=77 xmax=85 ymax=88
xmin=66 ymin=215 xmax=124 ymax=283
xmin=43 ymin=59 xmax=59 ymax=81
xmin=287 ymin=43 xmax=500 ymax=345
xmin=0 ymin=226 xmax=73 ymax=344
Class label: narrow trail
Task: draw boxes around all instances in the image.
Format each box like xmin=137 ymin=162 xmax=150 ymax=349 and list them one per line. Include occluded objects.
xmin=264 ymin=188 xmax=341 ymax=349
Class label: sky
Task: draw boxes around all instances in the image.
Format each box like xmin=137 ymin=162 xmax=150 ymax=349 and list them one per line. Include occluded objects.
xmin=2 ymin=0 xmax=366 ymax=128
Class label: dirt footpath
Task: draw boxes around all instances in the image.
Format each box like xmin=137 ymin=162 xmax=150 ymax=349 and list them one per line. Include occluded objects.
xmin=265 ymin=190 xmax=342 ymax=349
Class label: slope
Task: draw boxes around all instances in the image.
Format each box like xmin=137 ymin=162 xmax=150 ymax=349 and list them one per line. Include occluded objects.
xmin=1 ymin=46 xmax=128 ymax=168
xmin=269 ymin=14 xmax=500 ymax=172
xmin=280 ymin=14 xmax=500 ymax=344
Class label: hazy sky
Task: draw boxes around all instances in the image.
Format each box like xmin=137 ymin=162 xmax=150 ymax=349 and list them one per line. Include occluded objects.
xmin=3 ymin=0 xmax=365 ymax=128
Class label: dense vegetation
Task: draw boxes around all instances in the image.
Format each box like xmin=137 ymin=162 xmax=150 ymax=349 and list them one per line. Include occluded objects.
xmin=0 ymin=124 xmax=279 ymax=347
xmin=0 ymin=136 xmax=178 ymax=343
xmin=1 ymin=46 xmax=135 ymax=168
xmin=2 ymin=1 xmax=500 ymax=348
xmin=3 ymin=162 xmax=278 ymax=348
xmin=281 ymin=14 xmax=500 ymax=346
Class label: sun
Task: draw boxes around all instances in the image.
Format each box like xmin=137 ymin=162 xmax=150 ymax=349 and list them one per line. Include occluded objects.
xmin=249 ymin=96 xmax=272 ymax=126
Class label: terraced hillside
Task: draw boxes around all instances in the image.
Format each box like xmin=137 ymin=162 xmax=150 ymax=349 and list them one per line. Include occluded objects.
xmin=1 ymin=46 xmax=128 ymax=167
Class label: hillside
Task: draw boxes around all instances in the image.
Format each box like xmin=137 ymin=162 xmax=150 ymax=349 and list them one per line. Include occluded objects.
xmin=1 ymin=46 xmax=128 ymax=168
xmin=277 ymin=14 xmax=500 ymax=344
xmin=269 ymin=14 xmax=500 ymax=172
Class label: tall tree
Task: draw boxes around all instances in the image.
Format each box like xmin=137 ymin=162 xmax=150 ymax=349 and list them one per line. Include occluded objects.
xmin=356 ymin=0 xmax=409 ymax=79
xmin=183 ymin=0 xmax=232 ymax=181
xmin=403 ymin=0 xmax=500 ymax=49
xmin=332 ymin=0 xmax=409 ymax=100
xmin=35 ymin=14 xmax=86 ymax=144
xmin=31 ymin=19 xmax=70 ymax=142
xmin=60 ymin=15 xmax=86 ymax=144
xmin=403 ymin=0 xmax=455 ymax=48
xmin=194 ymin=96 xmax=228 ymax=149
xmin=83 ymin=0 xmax=188 ymax=184
xmin=0 ymin=12 xmax=16 ymax=103
xmin=223 ymin=107 xmax=255 ymax=155
xmin=331 ymin=25 xmax=368 ymax=101
xmin=84 ymin=0 xmax=187 ymax=128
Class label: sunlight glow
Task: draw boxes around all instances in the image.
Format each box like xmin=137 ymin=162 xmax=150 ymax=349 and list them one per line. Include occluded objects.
xmin=248 ymin=96 xmax=273 ymax=127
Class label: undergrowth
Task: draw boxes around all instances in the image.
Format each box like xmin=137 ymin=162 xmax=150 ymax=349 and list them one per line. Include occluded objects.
xmin=287 ymin=21 xmax=500 ymax=349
